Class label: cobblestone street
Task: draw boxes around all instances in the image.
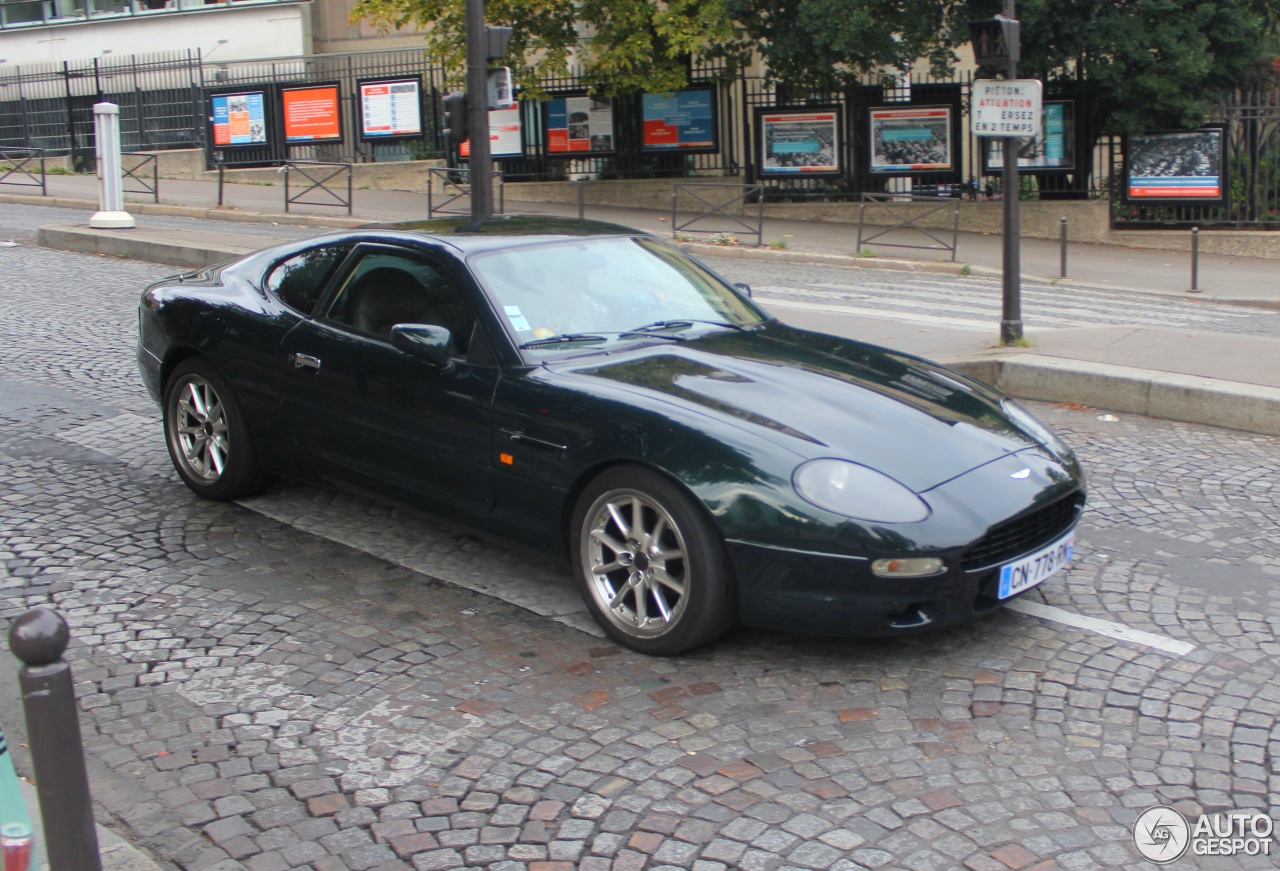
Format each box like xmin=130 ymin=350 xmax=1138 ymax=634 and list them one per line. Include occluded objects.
xmin=1 ymin=204 xmax=1278 ymax=870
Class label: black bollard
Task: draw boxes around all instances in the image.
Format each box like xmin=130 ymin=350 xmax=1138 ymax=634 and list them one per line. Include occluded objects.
xmin=8 ymin=608 xmax=102 ymax=871
xmin=1189 ymin=226 xmax=1201 ymax=293
xmin=1059 ymin=217 xmax=1068 ymax=279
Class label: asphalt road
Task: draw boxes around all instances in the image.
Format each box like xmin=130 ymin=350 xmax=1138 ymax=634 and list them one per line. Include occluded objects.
xmin=0 ymin=202 xmax=1277 ymax=871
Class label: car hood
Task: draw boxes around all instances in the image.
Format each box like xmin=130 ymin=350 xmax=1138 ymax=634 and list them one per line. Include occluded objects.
xmin=557 ymin=323 xmax=1055 ymax=492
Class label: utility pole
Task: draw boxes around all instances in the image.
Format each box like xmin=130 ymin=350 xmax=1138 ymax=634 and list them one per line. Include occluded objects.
xmin=999 ymin=0 xmax=1022 ymax=344
xmin=464 ymin=0 xmax=492 ymax=229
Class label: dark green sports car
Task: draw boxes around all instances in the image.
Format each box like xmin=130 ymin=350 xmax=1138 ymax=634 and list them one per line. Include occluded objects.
xmin=137 ymin=216 xmax=1085 ymax=655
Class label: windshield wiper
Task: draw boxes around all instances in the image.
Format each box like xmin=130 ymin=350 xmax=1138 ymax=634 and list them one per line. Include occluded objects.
xmin=519 ymin=333 xmax=610 ymax=349
xmin=621 ymin=319 xmax=747 ymax=338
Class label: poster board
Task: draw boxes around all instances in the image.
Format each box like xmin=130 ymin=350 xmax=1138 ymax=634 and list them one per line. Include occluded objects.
xmin=641 ymin=89 xmax=717 ymax=153
xmin=983 ymin=101 xmax=1075 ymax=173
xmin=1123 ymin=127 xmax=1226 ymax=204
xmin=282 ymin=83 xmax=342 ymax=144
xmin=357 ymin=78 xmax=423 ymax=142
xmin=210 ymin=90 xmax=268 ymax=148
xmin=460 ymin=105 xmax=524 ymax=159
xmin=758 ymin=108 xmax=842 ymax=175
xmin=543 ymin=93 xmax=616 ymax=156
xmin=868 ymin=105 xmax=954 ymax=174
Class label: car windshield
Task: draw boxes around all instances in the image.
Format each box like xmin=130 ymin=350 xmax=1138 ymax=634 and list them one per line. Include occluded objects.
xmin=468 ymin=236 xmax=767 ymax=354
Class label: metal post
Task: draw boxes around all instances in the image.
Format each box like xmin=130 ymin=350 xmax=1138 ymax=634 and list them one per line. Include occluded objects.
xmin=90 ymin=102 xmax=135 ymax=229
xmin=1190 ymin=227 xmax=1201 ymax=293
xmin=464 ymin=0 xmax=493 ymax=229
xmin=215 ymin=150 xmax=225 ymax=207
xmin=577 ymin=177 xmax=585 ymax=220
xmin=999 ymin=0 xmax=1022 ymax=344
xmin=8 ymin=608 xmax=103 ymax=871
xmin=1059 ymin=216 xmax=1068 ymax=278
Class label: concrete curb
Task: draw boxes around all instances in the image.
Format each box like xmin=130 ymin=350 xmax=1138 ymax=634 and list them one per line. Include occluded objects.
xmin=948 ymin=354 xmax=1280 ymax=438
xmin=17 ymin=191 xmax=1277 ymax=308
xmin=36 ymin=223 xmax=267 ymax=269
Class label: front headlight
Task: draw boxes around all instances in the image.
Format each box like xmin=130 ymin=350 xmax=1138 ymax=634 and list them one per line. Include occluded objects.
xmin=792 ymin=459 xmax=930 ymax=523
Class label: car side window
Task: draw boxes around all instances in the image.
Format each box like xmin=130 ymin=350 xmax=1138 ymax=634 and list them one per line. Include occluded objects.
xmin=263 ymin=243 xmax=353 ymax=314
xmin=323 ymin=250 xmax=477 ymax=356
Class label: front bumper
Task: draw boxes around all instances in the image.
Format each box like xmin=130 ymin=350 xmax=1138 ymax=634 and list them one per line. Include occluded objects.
xmin=729 ymin=450 xmax=1085 ymax=637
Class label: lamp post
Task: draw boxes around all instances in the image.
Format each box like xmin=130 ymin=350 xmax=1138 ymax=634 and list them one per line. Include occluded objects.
xmin=464 ymin=0 xmax=492 ymax=229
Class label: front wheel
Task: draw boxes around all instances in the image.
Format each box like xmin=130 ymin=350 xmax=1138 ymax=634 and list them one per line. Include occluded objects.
xmin=163 ymin=358 xmax=274 ymax=501
xmin=571 ymin=466 xmax=735 ymax=655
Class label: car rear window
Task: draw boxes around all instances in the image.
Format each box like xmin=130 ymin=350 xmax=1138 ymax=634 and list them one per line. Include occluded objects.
xmin=264 ymin=243 xmax=353 ymax=314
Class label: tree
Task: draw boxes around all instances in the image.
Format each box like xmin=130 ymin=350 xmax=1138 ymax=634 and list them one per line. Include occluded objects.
xmin=1003 ymin=0 xmax=1280 ymax=135
xmin=723 ymin=0 xmax=971 ymax=93
xmin=347 ymin=0 xmax=753 ymax=97
xmin=349 ymin=0 xmax=1280 ymax=133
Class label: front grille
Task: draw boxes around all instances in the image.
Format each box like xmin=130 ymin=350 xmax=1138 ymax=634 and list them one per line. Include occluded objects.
xmin=962 ymin=491 xmax=1084 ymax=571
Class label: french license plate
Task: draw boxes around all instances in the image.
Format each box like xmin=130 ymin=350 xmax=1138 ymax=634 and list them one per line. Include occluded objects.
xmin=998 ymin=530 xmax=1075 ymax=599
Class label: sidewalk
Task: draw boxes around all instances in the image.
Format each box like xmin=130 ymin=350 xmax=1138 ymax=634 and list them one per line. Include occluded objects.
xmin=10 ymin=172 xmax=1280 ymax=437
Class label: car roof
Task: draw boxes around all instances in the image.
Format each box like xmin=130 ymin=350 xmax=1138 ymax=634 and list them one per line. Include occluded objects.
xmin=355 ymin=215 xmax=651 ymax=254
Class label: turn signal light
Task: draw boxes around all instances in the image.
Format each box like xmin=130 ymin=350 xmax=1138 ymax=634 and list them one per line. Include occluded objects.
xmin=872 ymin=557 xmax=945 ymax=578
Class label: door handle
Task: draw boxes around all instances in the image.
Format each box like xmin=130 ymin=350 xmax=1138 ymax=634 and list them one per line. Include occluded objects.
xmin=291 ymin=353 xmax=322 ymax=371
xmin=501 ymin=428 xmax=567 ymax=451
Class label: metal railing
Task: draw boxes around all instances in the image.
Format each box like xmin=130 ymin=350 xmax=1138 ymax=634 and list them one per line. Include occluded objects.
xmin=856 ymin=193 xmax=962 ymax=261
xmin=284 ymin=160 xmax=352 ymax=215
xmin=0 ymin=147 xmax=46 ymax=195
xmin=671 ymin=182 xmax=765 ymax=247
xmin=122 ymin=151 xmax=158 ymax=202
xmin=427 ymin=167 xmax=504 ymax=218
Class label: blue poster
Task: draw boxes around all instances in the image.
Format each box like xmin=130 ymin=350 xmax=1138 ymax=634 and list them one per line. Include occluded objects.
xmin=211 ymin=91 xmax=267 ymax=146
xmin=642 ymin=90 xmax=715 ymax=151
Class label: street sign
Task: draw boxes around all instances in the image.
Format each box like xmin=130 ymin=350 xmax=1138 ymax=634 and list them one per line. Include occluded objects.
xmin=971 ymin=79 xmax=1042 ymax=137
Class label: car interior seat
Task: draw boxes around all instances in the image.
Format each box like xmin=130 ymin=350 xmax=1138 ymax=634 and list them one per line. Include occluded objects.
xmin=346 ymin=266 xmax=438 ymax=339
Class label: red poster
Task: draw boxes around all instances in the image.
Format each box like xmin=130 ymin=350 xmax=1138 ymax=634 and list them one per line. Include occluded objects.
xmin=283 ymin=85 xmax=341 ymax=143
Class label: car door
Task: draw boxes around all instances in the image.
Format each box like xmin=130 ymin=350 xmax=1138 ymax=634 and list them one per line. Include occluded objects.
xmin=278 ymin=243 xmax=498 ymax=513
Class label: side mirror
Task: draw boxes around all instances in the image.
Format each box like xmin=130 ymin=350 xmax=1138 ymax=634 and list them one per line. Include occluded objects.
xmin=391 ymin=324 xmax=454 ymax=370
xmin=734 ymin=282 xmax=753 ymax=298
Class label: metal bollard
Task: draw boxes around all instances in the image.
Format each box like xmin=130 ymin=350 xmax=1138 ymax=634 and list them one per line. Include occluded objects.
xmin=1189 ymin=226 xmax=1201 ymax=293
xmin=576 ymin=177 xmax=585 ymax=220
xmin=215 ymin=150 xmax=226 ymax=208
xmin=1059 ymin=216 xmax=1068 ymax=279
xmin=8 ymin=608 xmax=102 ymax=871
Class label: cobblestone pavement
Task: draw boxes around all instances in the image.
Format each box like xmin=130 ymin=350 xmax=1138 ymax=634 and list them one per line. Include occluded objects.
xmin=1 ymin=203 xmax=1278 ymax=871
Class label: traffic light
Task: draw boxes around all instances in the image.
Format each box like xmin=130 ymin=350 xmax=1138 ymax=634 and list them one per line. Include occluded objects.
xmin=441 ymin=92 xmax=469 ymax=147
xmin=969 ymin=16 xmax=1020 ymax=70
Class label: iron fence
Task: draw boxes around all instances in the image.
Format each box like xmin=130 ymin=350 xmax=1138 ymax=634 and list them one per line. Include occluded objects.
xmin=283 ymin=160 xmax=352 ymax=215
xmin=1109 ymin=90 xmax=1280 ymax=228
xmin=0 ymin=43 xmax=1275 ymax=227
xmin=0 ymin=146 xmax=46 ymax=193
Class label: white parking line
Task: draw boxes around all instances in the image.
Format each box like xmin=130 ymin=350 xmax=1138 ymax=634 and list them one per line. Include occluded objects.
xmin=57 ymin=415 xmax=1201 ymax=657
xmin=758 ymin=296 xmax=994 ymax=331
xmin=1007 ymin=600 xmax=1197 ymax=657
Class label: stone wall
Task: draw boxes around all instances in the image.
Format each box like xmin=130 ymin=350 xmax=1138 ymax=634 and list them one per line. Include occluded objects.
xmin=137 ymin=148 xmax=1280 ymax=258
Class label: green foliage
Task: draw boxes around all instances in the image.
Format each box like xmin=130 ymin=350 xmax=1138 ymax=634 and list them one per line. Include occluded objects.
xmin=724 ymin=0 xmax=962 ymax=91
xmin=348 ymin=0 xmax=1280 ymax=136
xmin=1003 ymin=0 xmax=1280 ymax=134
xmin=348 ymin=0 xmax=752 ymax=97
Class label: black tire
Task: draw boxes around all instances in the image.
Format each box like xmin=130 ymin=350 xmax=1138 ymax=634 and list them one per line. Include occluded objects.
xmin=163 ymin=358 xmax=274 ymax=501
xmin=571 ymin=465 xmax=735 ymax=655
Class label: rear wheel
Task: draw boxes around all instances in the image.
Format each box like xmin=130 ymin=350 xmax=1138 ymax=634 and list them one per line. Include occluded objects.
xmin=163 ymin=358 xmax=274 ymax=501
xmin=571 ymin=466 xmax=735 ymax=655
